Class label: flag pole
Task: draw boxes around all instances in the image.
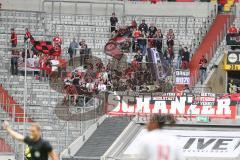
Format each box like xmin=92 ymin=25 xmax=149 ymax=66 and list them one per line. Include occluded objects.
xmin=23 ymin=39 xmax=28 ymax=160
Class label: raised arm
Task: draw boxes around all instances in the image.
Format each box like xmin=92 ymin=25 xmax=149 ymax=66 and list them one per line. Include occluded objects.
xmin=48 ymin=150 xmax=59 ymax=160
xmin=2 ymin=121 xmax=24 ymax=142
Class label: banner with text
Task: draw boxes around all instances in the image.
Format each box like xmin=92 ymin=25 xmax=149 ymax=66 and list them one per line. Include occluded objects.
xmin=124 ymin=129 xmax=240 ymax=158
xmin=175 ymin=69 xmax=190 ymax=84
xmin=106 ymin=92 xmax=239 ymax=119
xmin=224 ymin=51 xmax=240 ymax=70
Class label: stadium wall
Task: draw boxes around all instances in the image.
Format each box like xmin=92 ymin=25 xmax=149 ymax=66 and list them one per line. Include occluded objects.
xmin=1 ymin=0 xmax=216 ymax=17
xmin=205 ymin=54 xmax=227 ymax=93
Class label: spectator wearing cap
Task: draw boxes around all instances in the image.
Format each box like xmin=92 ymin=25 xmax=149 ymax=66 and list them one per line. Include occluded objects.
xmin=138 ymin=20 xmax=148 ymax=34
xmin=10 ymin=28 xmax=17 ymax=48
xmin=110 ymin=12 xmax=118 ymax=33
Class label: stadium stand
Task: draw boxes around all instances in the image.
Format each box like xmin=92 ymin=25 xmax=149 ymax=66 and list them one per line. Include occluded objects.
xmin=62 ymin=117 xmax=130 ymax=160
xmin=1 ymin=0 xmax=240 ymax=160
xmin=195 ymin=4 xmax=240 ymax=93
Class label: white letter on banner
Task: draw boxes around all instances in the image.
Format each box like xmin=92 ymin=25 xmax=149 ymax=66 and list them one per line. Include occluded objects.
xmin=136 ymin=96 xmax=151 ymax=114
xmin=169 ymin=97 xmax=186 ymax=114
xmin=108 ymin=93 xmax=121 ymax=113
xmin=216 ymin=98 xmax=231 ymax=115
xmin=201 ymin=106 xmax=215 ymax=115
xmin=187 ymin=105 xmax=200 ymax=115
xmin=152 ymin=101 xmax=168 ymax=114
xmin=122 ymin=96 xmax=135 ymax=113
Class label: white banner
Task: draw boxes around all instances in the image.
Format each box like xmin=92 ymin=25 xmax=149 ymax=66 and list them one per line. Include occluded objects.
xmin=124 ymin=130 xmax=240 ymax=158
xmin=175 ymin=69 xmax=190 ymax=85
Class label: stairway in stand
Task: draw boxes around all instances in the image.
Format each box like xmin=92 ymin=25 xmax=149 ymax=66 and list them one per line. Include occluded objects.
xmin=190 ymin=14 xmax=233 ymax=87
xmin=0 ymin=85 xmax=32 ymax=122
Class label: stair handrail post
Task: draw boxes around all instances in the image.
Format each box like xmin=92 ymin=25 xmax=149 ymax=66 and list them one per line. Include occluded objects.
xmin=13 ymin=104 xmax=15 ymax=125
xmin=22 ymin=38 xmax=29 ymax=160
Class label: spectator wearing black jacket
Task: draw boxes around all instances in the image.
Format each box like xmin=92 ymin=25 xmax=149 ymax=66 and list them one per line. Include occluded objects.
xmin=154 ymin=29 xmax=163 ymax=53
xmin=166 ymin=29 xmax=175 ymax=48
xmin=138 ymin=20 xmax=148 ymax=34
xmin=177 ymin=45 xmax=183 ymax=69
xmin=79 ymin=39 xmax=89 ymax=66
xmin=148 ymin=23 xmax=157 ymax=37
xmin=181 ymin=47 xmax=190 ymax=70
xmin=68 ymin=38 xmax=79 ymax=66
xmin=110 ymin=12 xmax=118 ymax=33
xmin=138 ymin=31 xmax=147 ymax=56
xmin=164 ymin=47 xmax=174 ymax=65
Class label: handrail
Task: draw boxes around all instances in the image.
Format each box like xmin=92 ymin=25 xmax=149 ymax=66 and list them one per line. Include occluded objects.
xmin=0 ymin=9 xmax=45 ymax=14
xmin=42 ymin=0 xmax=124 ymax=5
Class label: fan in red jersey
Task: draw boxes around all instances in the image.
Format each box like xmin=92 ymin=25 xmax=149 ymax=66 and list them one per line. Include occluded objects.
xmin=53 ymin=33 xmax=62 ymax=46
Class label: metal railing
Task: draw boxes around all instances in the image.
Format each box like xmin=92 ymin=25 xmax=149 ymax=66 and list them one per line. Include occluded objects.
xmin=0 ymin=9 xmax=214 ymax=62
xmin=190 ymin=13 xmax=235 ymax=86
xmin=0 ymin=79 xmax=106 ymax=157
xmin=42 ymin=0 xmax=125 ymax=24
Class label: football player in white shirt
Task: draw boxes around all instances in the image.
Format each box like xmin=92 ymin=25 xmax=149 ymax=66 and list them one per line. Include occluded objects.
xmin=137 ymin=114 xmax=184 ymax=160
